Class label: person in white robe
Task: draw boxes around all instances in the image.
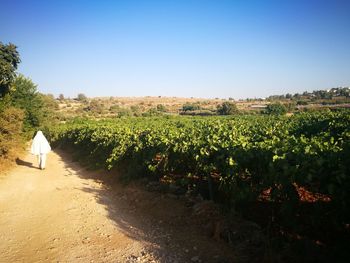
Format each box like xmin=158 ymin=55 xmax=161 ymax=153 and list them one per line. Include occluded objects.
xmin=31 ymin=131 xmax=51 ymax=170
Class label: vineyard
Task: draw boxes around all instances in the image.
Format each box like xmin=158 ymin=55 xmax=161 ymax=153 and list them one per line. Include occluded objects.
xmin=46 ymin=110 xmax=350 ymax=247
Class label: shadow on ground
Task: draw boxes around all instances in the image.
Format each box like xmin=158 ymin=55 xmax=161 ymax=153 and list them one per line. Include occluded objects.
xmin=15 ymin=158 xmax=39 ymax=169
xmin=54 ymin=149 xmax=236 ymax=263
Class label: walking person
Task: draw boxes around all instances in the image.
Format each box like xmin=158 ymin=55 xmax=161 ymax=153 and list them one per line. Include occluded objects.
xmin=31 ymin=131 xmax=51 ymax=170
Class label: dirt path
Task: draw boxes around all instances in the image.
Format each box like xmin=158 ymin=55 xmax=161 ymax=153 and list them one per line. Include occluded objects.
xmin=0 ymin=150 xmax=236 ymax=263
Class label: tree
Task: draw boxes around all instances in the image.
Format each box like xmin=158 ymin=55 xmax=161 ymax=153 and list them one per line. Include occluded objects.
xmin=265 ymin=103 xmax=287 ymax=115
xmin=217 ymin=102 xmax=239 ymax=115
xmin=182 ymin=103 xmax=200 ymax=112
xmin=58 ymin=94 xmax=65 ymax=100
xmin=0 ymin=42 xmax=20 ymax=97
xmin=77 ymin=93 xmax=87 ymax=101
xmin=10 ymin=75 xmax=45 ymax=128
xmin=10 ymin=75 xmax=58 ymax=129
xmin=285 ymin=93 xmax=292 ymax=99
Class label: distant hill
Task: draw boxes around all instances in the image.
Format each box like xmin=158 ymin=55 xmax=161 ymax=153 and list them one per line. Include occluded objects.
xmin=54 ymin=87 xmax=350 ymax=119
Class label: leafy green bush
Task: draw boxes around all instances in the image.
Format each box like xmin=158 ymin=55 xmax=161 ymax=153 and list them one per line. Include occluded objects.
xmin=265 ymin=102 xmax=287 ymax=115
xmin=217 ymin=101 xmax=239 ymax=115
xmin=182 ymin=103 xmax=200 ymax=111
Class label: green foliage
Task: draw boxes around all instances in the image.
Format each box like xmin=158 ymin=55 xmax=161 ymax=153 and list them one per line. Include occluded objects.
xmin=297 ymin=100 xmax=308 ymax=105
xmin=0 ymin=42 xmax=58 ymax=167
xmin=109 ymin=104 xmax=121 ymax=113
xmin=1 ymin=75 xmax=59 ymax=130
xmin=117 ymin=108 xmax=132 ymax=117
xmin=180 ymin=109 xmax=215 ymax=116
xmin=77 ymin=93 xmax=87 ymax=101
xmin=46 ymin=111 xmax=350 ymax=232
xmin=142 ymin=107 xmax=163 ymax=117
xmin=265 ymin=102 xmax=287 ymax=115
xmin=47 ymin=111 xmax=350 ymax=216
xmin=10 ymin=75 xmax=45 ymax=129
xmin=182 ymin=103 xmax=200 ymax=112
xmin=0 ymin=42 xmax=20 ymax=97
xmin=217 ymin=101 xmax=239 ymax=115
xmin=267 ymin=87 xmax=350 ymax=103
xmin=84 ymin=100 xmax=104 ymax=114
xmin=38 ymin=93 xmax=60 ymax=124
xmin=130 ymin=105 xmax=142 ymax=116
xmin=156 ymin=104 xmax=167 ymax=112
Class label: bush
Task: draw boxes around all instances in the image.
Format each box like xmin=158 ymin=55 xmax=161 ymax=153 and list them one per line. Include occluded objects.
xmin=156 ymin=104 xmax=167 ymax=112
xmin=297 ymin=100 xmax=308 ymax=105
xmin=117 ymin=108 xmax=132 ymax=117
xmin=265 ymin=102 xmax=287 ymax=115
xmin=180 ymin=109 xmax=216 ymax=116
xmin=217 ymin=102 xmax=239 ymax=115
xmin=142 ymin=108 xmax=163 ymax=117
xmin=182 ymin=103 xmax=200 ymax=112
xmin=77 ymin=93 xmax=87 ymax=101
xmin=0 ymin=106 xmax=24 ymax=161
xmin=84 ymin=100 xmax=104 ymax=114
xmin=130 ymin=105 xmax=142 ymax=116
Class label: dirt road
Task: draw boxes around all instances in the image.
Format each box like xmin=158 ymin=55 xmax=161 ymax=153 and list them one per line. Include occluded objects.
xmin=0 ymin=150 xmax=235 ymax=263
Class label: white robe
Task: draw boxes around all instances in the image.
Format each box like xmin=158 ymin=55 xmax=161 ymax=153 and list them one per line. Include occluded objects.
xmin=31 ymin=131 xmax=51 ymax=155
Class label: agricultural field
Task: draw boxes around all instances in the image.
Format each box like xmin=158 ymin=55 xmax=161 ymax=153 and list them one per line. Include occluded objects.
xmin=46 ymin=109 xmax=350 ymax=260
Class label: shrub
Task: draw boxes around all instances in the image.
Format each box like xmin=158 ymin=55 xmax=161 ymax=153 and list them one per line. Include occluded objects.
xmin=265 ymin=102 xmax=287 ymax=115
xmin=0 ymin=106 xmax=24 ymax=160
xmin=77 ymin=93 xmax=87 ymax=101
xmin=156 ymin=104 xmax=167 ymax=112
xmin=217 ymin=102 xmax=239 ymax=115
xmin=182 ymin=103 xmax=200 ymax=111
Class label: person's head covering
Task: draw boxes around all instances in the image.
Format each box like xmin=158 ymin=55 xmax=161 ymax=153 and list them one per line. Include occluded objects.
xmin=31 ymin=130 xmax=51 ymax=155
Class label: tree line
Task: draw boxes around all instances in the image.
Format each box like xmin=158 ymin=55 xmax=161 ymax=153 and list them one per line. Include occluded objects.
xmin=0 ymin=42 xmax=58 ymax=167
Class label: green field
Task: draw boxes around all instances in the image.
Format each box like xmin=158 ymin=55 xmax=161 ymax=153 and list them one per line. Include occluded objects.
xmin=47 ymin=110 xmax=350 ymax=241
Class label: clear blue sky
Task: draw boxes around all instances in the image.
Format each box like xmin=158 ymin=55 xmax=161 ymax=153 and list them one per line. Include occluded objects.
xmin=1 ymin=0 xmax=350 ymax=99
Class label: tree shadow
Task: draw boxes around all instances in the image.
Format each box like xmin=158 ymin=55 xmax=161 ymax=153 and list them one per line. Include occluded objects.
xmin=55 ymin=149 xmax=235 ymax=263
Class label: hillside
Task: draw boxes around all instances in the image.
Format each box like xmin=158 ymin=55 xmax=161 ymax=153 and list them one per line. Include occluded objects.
xmin=56 ymin=91 xmax=350 ymax=119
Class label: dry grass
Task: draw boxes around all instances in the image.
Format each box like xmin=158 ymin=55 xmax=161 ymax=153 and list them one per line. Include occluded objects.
xmin=57 ymin=96 xmax=267 ymax=118
xmin=0 ymin=145 xmax=26 ymax=177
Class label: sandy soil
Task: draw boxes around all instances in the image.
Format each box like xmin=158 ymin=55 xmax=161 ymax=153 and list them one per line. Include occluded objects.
xmin=0 ymin=150 xmax=236 ymax=263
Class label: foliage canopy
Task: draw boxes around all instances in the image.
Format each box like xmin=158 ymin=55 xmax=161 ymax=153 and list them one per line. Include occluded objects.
xmin=0 ymin=42 xmax=20 ymax=97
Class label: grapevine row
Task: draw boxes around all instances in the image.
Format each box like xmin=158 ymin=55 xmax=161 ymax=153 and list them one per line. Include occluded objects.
xmin=46 ymin=111 xmax=350 ymax=229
